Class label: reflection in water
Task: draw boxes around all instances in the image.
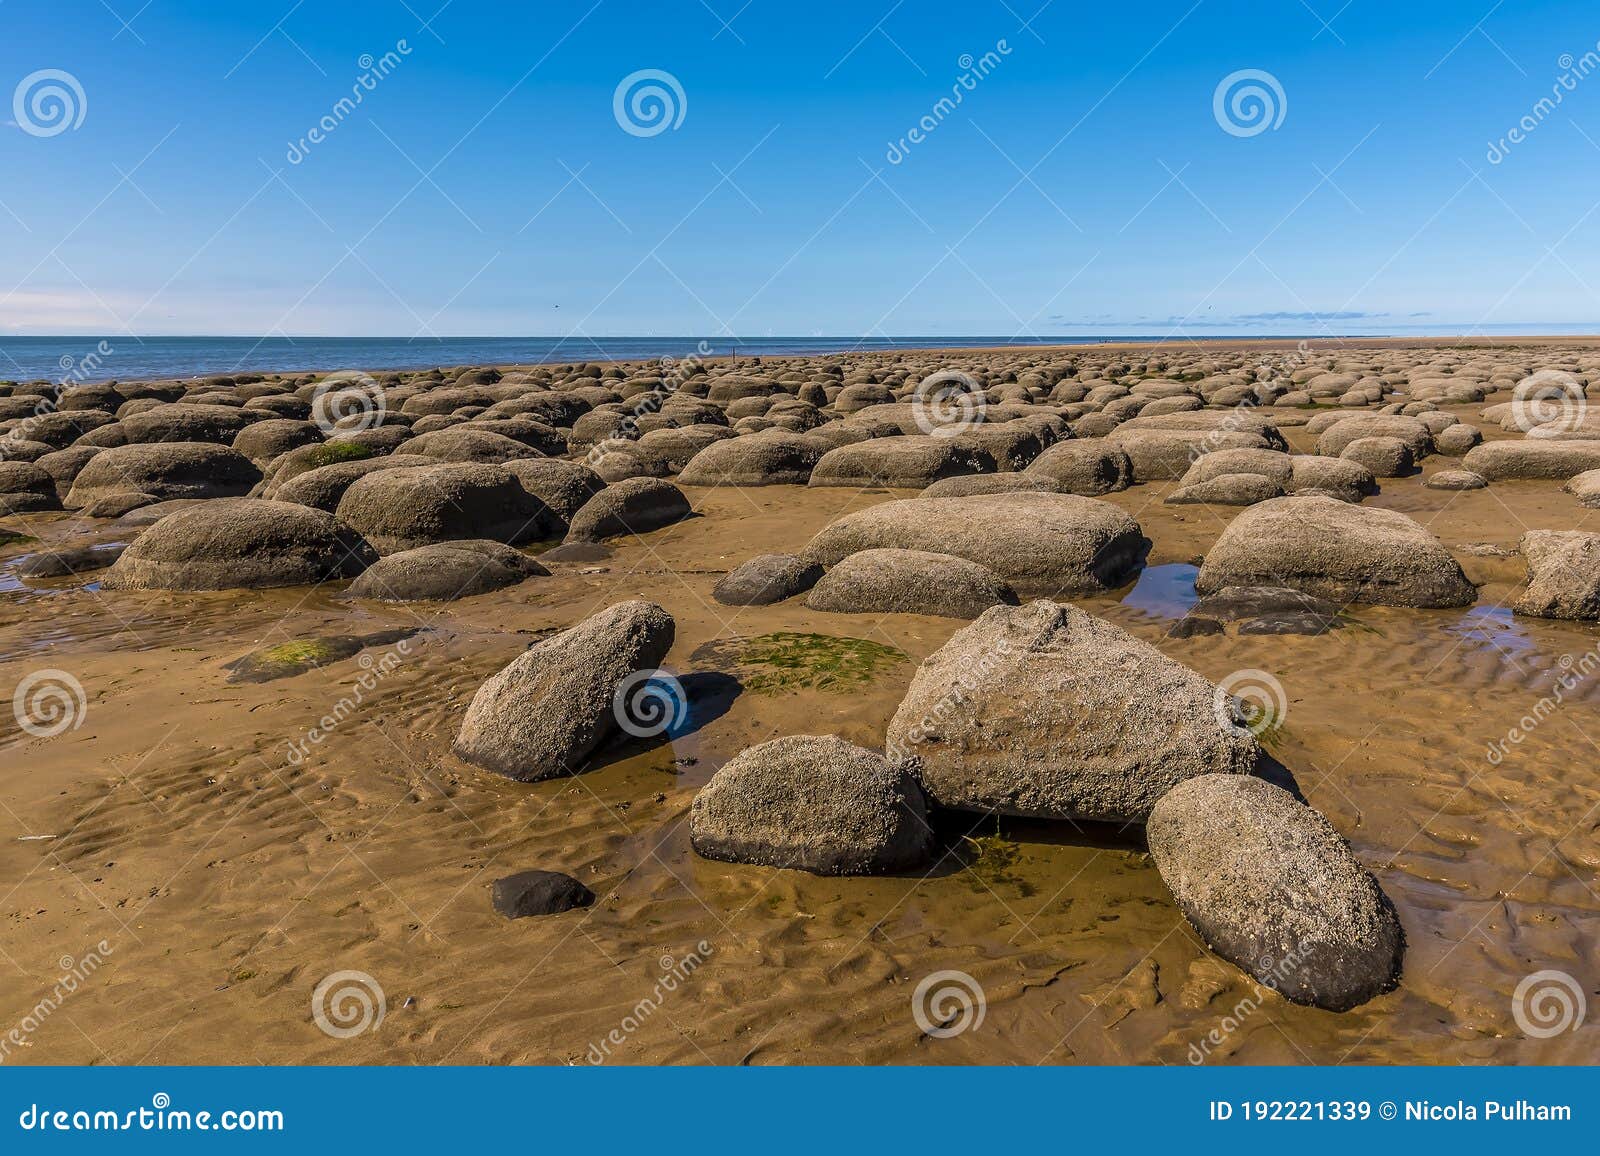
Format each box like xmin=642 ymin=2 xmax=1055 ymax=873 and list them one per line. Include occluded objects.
xmin=1444 ymin=606 xmax=1537 ymax=659
xmin=1119 ymin=563 xmax=1199 ymax=619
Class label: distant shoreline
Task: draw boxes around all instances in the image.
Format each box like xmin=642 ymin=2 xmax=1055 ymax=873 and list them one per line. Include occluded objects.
xmin=5 ymin=332 xmax=1600 ymax=386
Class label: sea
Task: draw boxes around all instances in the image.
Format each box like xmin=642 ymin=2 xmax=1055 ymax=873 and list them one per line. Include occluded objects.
xmin=0 ymin=329 xmax=1585 ymax=386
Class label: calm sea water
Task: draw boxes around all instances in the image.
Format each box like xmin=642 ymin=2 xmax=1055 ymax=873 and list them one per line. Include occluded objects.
xmin=1 ymin=328 xmax=1585 ymax=385
xmin=3 ymin=334 xmax=1328 ymax=385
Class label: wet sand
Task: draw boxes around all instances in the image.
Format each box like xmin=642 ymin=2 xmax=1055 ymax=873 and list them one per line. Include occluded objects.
xmin=3 ymin=346 xmax=1599 ymax=1065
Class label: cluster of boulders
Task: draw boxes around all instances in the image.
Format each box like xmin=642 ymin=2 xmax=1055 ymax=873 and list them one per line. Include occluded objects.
xmin=15 ymin=344 xmax=1600 ymax=1010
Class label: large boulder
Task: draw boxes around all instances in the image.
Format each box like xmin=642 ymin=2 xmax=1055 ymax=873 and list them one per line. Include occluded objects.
xmin=1514 ymin=531 xmax=1600 ymax=619
xmin=452 ymin=600 xmax=676 ymax=782
xmin=1165 ymin=473 xmax=1284 ymax=506
xmin=335 ymin=462 xmax=551 ymax=553
xmin=231 ymin=419 xmax=322 ymax=465
xmin=677 ymin=431 xmax=824 ymax=486
xmin=885 ymin=601 xmax=1259 ymax=822
xmin=807 ymin=548 xmax=1017 ymax=618
xmin=405 ymin=427 xmax=543 ymax=464
xmin=1196 ymin=496 xmax=1475 ymax=608
xmin=564 ymin=477 xmax=692 ymax=542
xmin=498 ymin=459 xmax=606 ymax=525
xmin=712 ymin=554 xmax=823 ymax=605
xmin=689 ymin=736 xmax=933 ymax=876
xmin=1462 ymin=440 xmax=1600 ymax=481
xmin=1314 ymin=414 xmax=1432 ymax=459
xmin=803 ymin=492 xmax=1146 ymax=596
xmin=0 ymin=461 xmax=61 ymax=513
xmin=1147 ymin=774 xmax=1404 ymax=1012
xmin=100 ymin=499 xmax=374 ymax=590
xmin=1022 ymin=439 xmax=1133 ymax=495
xmin=64 ymin=442 xmax=261 ymax=509
xmin=346 ymin=540 xmax=549 ymax=601
xmin=120 ymin=403 xmax=255 ymax=445
xmin=808 ymin=436 xmax=995 ymax=489
xmin=920 ymin=473 xmax=1064 ymax=499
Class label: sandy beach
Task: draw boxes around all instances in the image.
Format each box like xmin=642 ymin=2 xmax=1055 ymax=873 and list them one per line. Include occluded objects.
xmin=2 ymin=338 xmax=1598 ymax=1065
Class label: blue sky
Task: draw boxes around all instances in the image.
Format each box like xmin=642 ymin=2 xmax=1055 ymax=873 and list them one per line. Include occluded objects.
xmin=2 ymin=0 xmax=1599 ymax=337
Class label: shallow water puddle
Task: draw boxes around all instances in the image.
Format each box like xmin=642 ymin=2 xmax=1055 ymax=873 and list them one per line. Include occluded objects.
xmin=1119 ymin=563 xmax=1199 ymax=619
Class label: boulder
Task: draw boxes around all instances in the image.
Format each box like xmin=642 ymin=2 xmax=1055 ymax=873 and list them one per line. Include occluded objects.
xmin=1461 ymin=440 xmax=1600 ymax=481
xmin=452 ymin=600 xmax=676 ymax=782
xmin=1433 ymin=424 xmax=1482 ymax=456
xmin=808 ymin=436 xmax=995 ymax=489
xmin=1147 ymin=774 xmax=1404 ymax=1012
xmin=1563 ymin=469 xmax=1600 ymax=507
xmin=12 ymin=544 xmax=126 ymax=578
xmin=1105 ymin=428 xmax=1277 ymax=481
xmin=884 ymin=601 xmax=1259 ymax=822
xmin=0 ymin=461 xmax=61 ymax=513
xmin=807 ymin=548 xmax=1017 ymax=618
xmin=689 ymin=736 xmax=933 ymax=876
xmin=491 ymin=870 xmax=594 ymax=919
xmin=64 ymin=442 xmax=261 ymax=509
xmin=1425 ymin=469 xmax=1487 ymax=491
xmin=1022 ymin=439 xmax=1134 ymax=495
xmin=565 ymin=477 xmax=692 ymax=542
xmin=335 ymin=462 xmax=551 ymax=553
xmin=1196 ymin=496 xmax=1475 ymax=608
xmin=120 ymin=403 xmax=255 ymax=444
xmin=1287 ymin=455 xmax=1377 ymax=502
xmin=231 ymin=419 xmax=322 ymax=464
xmin=677 ymin=430 xmax=824 ymax=486
xmin=346 ymin=540 xmax=548 ymax=601
xmin=1340 ymin=436 xmax=1415 ymax=477
xmin=499 ymin=459 xmax=606 ymax=524
xmin=1165 ymin=473 xmax=1284 ymax=506
xmin=712 ymin=554 xmax=823 ymax=605
xmin=1314 ymin=415 xmax=1432 ymax=459
xmin=405 ymin=427 xmax=543 ymax=464
xmin=101 ymin=499 xmax=374 ymax=591
xmin=803 ymin=492 xmax=1147 ymax=596
xmin=1514 ymin=531 xmax=1600 ymax=619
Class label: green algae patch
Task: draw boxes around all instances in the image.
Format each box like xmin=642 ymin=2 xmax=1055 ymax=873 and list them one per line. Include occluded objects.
xmin=303 ymin=441 xmax=375 ymax=468
xmin=224 ymin=627 xmax=420 ymax=683
xmin=734 ymin=631 xmax=907 ymax=696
